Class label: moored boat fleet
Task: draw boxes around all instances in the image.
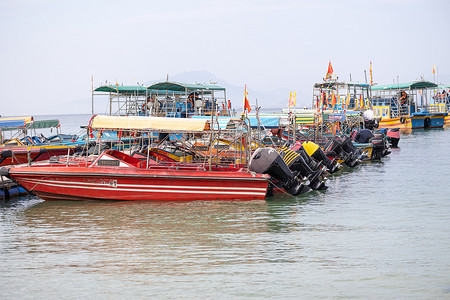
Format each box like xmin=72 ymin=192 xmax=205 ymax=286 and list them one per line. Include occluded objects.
xmin=1 ymin=66 xmax=449 ymax=202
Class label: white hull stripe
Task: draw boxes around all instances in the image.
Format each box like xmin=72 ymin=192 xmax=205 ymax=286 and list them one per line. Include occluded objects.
xmin=20 ymin=178 xmax=267 ymax=196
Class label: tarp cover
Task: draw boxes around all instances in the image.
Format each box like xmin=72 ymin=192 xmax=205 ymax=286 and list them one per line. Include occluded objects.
xmin=90 ymin=115 xmax=209 ymax=132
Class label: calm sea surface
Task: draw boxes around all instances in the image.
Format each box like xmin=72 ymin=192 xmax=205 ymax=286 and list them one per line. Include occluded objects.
xmin=1 ymin=114 xmax=450 ymax=299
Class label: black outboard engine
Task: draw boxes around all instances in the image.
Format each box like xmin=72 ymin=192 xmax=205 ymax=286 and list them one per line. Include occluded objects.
xmin=340 ymin=136 xmax=364 ymax=164
xmin=386 ymin=128 xmax=400 ymax=148
xmin=306 ymin=146 xmax=339 ymax=174
xmin=370 ymin=132 xmax=390 ymax=160
xmin=353 ymin=129 xmax=375 ymax=144
xmin=277 ymin=146 xmax=327 ymax=190
xmin=0 ymin=150 xmax=13 ymax=165
xmin=323 ymin=137 xmax=360 ymax=167
xmin=249 ymin=148 xmax=310 ymax=196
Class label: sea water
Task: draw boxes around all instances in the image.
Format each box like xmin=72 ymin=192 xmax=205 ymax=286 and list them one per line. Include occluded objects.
xmin=0 ymin=115 xmax=449 ymax=299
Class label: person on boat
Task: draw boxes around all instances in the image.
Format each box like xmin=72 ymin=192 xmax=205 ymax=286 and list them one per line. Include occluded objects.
xmin=400 ymin=91 xmax=408 ymax=105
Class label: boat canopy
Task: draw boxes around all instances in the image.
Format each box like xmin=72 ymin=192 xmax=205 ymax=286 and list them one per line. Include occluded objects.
xmin=371 ymin=81 xmax=437 ymax=91
xmin=0 ymin=119 xmax=60 ymax=132
xmin=89 ymin=115 xmax=209 ymax=132
xmin=0 ymin=119 xmax=26 ymax=129
xmin=94 ymin=85 xmax=149 ymax=95
xmin=27 ymin=120 xmax=60 ymax=129
xmin=147 ymin=81 xmax=226 ymax=92
xmin=0 ymin=116 xmax=33 ymax=124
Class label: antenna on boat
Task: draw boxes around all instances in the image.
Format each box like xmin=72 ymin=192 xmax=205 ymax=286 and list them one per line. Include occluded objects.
xmin=166 ymin=74 xmax=169 ymax=81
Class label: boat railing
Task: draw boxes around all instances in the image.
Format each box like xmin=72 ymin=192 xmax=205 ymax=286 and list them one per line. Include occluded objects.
xmin=418 ymin=105 xmax=440 ymax=114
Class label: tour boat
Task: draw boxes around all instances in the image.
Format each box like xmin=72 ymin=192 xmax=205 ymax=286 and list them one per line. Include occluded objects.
xmin=3 ymin=149 xmax=270 ymax=201
xmin=371 ymin=81 xmax=446 ymax=130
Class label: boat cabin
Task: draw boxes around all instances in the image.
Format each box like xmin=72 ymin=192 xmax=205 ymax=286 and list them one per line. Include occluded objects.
xmin=92 ymin=81 xmax=231 ymax=118
xmin=312 ymin=81 xmax=371 ymax=112
xmin=371 ymin=81 xmax=438 ymax=119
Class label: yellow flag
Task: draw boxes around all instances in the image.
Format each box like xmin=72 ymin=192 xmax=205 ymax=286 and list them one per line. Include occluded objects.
xmin=346 ymin=93 xmax=350 ymax=107
xmin=293 ymin=91 xmax=297 ymax=107
xmin=288 ymin=91 xmax=294 ymax=108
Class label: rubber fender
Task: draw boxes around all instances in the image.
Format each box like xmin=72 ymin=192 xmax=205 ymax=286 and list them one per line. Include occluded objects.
xmin=302 ymin=141 xmax=320 ymax=157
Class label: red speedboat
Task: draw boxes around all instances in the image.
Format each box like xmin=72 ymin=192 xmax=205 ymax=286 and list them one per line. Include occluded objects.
xmin=3 ymin=149 xmax=270 ymax=201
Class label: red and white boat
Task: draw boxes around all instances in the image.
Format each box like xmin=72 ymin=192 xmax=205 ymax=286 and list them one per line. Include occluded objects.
xmin=2 ymin=115 xmax=271 ymax=201
xmin=4 ymin=149 xmax=269 ymax=201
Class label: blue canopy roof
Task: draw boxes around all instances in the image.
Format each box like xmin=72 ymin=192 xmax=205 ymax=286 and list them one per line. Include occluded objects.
xmin=0 ymin=119 xmax=26 ymax=129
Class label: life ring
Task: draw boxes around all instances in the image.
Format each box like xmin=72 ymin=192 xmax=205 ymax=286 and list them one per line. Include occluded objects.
xmin=400 ymin=117 xmax=406 ymax=124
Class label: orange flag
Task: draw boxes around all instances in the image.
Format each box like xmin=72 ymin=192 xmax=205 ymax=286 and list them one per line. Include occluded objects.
xmin=359 ymin=95 xmax=364 ymax=109
xmin=243 ymin=84 xmax=251 ymax=113
xmin=369 ymin=61 xmax=373 ymax=85
xmin=331 ymin=92 xmax=337 ymax=108
xmin=345 ymin=93 xmax=350 ymax=107
xmin=433 ymin=64 xmax=436 ymax=75
xmin=325 ymin=61 xmax=333 ymax=80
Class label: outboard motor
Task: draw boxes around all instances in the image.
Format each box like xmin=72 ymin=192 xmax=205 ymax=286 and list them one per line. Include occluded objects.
xmin=323 ymin=137 xmax=360 ymax=167
xmin=386 ymin=128 xmax=400 ymax=148
xmin=277 ymin=146 xmax=327 ymax=190
xmin=249 ymin=148 xmax=310 ymax=196
xmin=0 ymin=150 xmax=13 ymax=165
xmin=301 ymin=141 xmax=340 ymax=174
xmin=370 ymin=132 xmax=390 ymax=159
xmin=363 ymin=109 xmax=378 ymax=130
xmin=340 ymin=136 xmax=364 ymax=164
xmin=353 ymin=129 xmax=375 ymax=144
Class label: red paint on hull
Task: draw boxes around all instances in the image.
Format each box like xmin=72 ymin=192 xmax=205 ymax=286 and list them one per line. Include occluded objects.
xmin=9 ymin=165 xmax=269 ymax=201
xmin=0 ymin=147 xmax=76 ymax=166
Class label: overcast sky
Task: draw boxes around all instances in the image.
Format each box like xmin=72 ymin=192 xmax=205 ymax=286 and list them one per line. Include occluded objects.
xmin=1 ymin=0 xmax=449 ymax=116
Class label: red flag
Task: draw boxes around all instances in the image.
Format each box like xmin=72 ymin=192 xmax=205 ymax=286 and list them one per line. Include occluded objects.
xmin=228 ymin=100 xmax=231 ymax=109
xmin=325 ymin=61 xmax=333 ymax=80
xmin=316 ymin=96 xmax=320 ymax=110
xmin=359 ymin=95 xmax=364 ymax=109
xmin=244 ymin=84 xmax=251 ymax=113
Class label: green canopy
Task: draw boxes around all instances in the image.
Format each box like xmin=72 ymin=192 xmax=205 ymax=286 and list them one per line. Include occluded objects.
xmin=147 ymin=81 xmax=226 ymax=92
xmin=371 ymin=81 xmax=437 ymax=91
xmin=27 ymin=119 xmax=60 ymax=129
xmin=1 ymin=119 xmax=60 ymax=132
xmin=94 ymin=85 xmax=149 ymax=95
